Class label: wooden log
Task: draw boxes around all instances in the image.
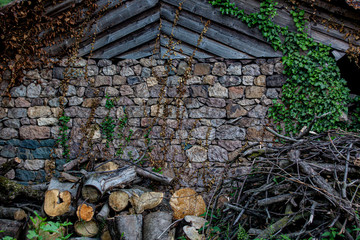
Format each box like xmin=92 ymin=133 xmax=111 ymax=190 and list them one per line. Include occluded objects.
xmin=130 ymin=192 xmax=164 ymax=214
xmin=135 ymin=167 xmax=173 ymax=185
xmin=109 ymin=191 xmax=129 ymax=212
xmin=74 ymin=220 xmax=99 ymax=238
xmin=143 ymin=212 xmax=173 ymax=240
xmin=115 ymin=214 xmax=143 ymax=240
xmin=96 ymin=203 xmax=110 ymax=222
xmin=0 ymin=176 xmax=44 ymax=203
xmin=76 ymin=202 xmax=95 ymax=222
xmin=44 ymin=189 xmax=72 ymax=217
xmin=48 ymin=177 xmax=79 ymax=197
xmin=0 ymin=206 xmax=27 ymax=221
xmin=82 ymin=166 xmax=137 ymax=203
xmin=0 ymin=219 xmax=23 ymax=239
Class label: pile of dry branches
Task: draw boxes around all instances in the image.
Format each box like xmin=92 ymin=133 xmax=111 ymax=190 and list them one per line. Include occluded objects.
xmin=206 ymin=129 xmax=360 ymax=240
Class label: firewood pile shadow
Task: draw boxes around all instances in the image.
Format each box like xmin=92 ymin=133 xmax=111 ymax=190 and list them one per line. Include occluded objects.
xmin=205 ymin=129 xmax=360 ymax=240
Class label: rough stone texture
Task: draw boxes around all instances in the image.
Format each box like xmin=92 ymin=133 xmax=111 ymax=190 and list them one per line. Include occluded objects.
xmin=266 ymin=88 xmax=279 ymax=99
xmin=212 ymin=62 xmax=227 ymax=76
xmin=226 ymin=103 xmax=247 ymax=118
xmin=242 ymin=64 xmax=260 ymax=76
xmin=103 ymin=65 xmax=117 ymax=75
xmin=1 ymin=145 xmax=17 ymax=158
xmin=190 ymin=85 xmax=208 ymax=98
xmin=208 ymin=145 xmax=228 ymax=162
xmin=20 ymin=126 xmax=50 ymax=139
xmin=245 ymin=86 xmax=265 ymax=99
xmin=194 ymin=63 xmax=211 ymax=75
xmin=152 ymin=66 xmax=167 ymax=77
xmin=248 ymin=105 xmax=268 ymax=118
xmin=113 ymin=75 xmax=127 ymax=85
xmin=260 ymin=63 xmax=274 ymax=75
xmin=266 ymin=74 xmax=287 ymax=87
xmin=189 ymin=106 xmax=226 ymax=119
xmin=209 ymin=83 xmax=228 ymax=98
xmin=186 ymin=146 xmax=208 ymax=162
xmin=228 ymin=86 xmax=245 ymax=99
xmin=24 ymin=160 xmax=45 ymax=171
xmin=95 ymin=75 xmax=112 ymax=87
xmin=8 ymin=108 xmax=27 ymax=119
xmin=28 ymin=106 xmax=51 ymax=118
xmin=219 ymin=76 xmax=241 ymax=87
xmin=203 ymin=75 xmax=216 ymax=85
xmin=120 ymin=85 xmax=134 ymax=96
xmin=27 ymin=83 xmax=41 ymax=98
xmin=217 ymin=140 xmax=242 ymax=152
xmin=0 ymin=128 xmax=18 ymax=139
xmin=254 ymin=75 xmax=266 ymax=86
xmin=127 ymin=76 xmax=141 ymax=85
xmin=38 ymin=118 xmax=58 ymax=126
xmin=216 ymin=125 xmax=246 ymax=140
xmin=135 ymin=83 xmax=150 ymax=98
xmin=10 ymin=86 xmax=27 ymax=97
xmin=242 ymin=76 xmax=254 ymax=86
xmin=105 ymin=87 xmax=119 ymax=97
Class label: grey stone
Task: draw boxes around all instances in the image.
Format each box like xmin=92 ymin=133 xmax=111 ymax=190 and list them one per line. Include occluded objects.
xmin=87 ymin=65 xmax=99 ymax=76
xmin=167 ymin=76 xmax=180 ymax=87
xmin=127 ymin=76 xmax=141 ymax=85
xmin=248 ymin=105 xmax=268 ymax=118
xmin=31 ymin=98 xmax=44 ymax=106
xmin=274 ymin=62 xmax=284 ymax=74
xmin=68 ymin=96 xmax=84 ymax=106
xmin=141 ymin=67 xmax=152 ymax=78
xmin=152 ymin=66 xmax=167 ymax=77
xmin=39 ymin=139 xmax=56 ymax=147
xmin=64 ymin=85 xmax=76 ymax=96
xmin=189 ymin=106 xmax=226 ymax=119
xmin=38 ymin=118 xmax=58 ymax=126
xmin=24 ymin=160 xmax=45 ymax=170
xmin=242 ymin=76 xmax=254 ymax=85
xmin=20 ymin=140 xmax=40 ymax=149
xmin=227 ymin=63 xmax=242 ymax=75
xmin=10 ymin=85 xmax=26 ymax=97
xmin=212 ymin=62 xmax=227 ymax=76
xmin=19 ymin=126 xmax=51 ymax=139
xmin=266 ymin=75 xmax=287 ymax=87
xmin=0 ymin=128 xmax=18 ymax=139
xmin=105 ymin=87 xmax=120 ymax=97
xmin=49 ymin=98 xmax=68 ymax=107
xmin=28 ymin=106 xmax=51 ymax=118
xmin=133 ymin=64 xmax=142 ymax=76
xmin=113 ymin=75 xmax=126 ymax=85
xmin=217 ymin=140 xmax=242 ymax=151
xmin=208 ymin=145 xmax=228 ymax=162
xmin=266 ymin=88 xmax=278 ymax=99
xmin=8 ymin=139 xmax=21 ymax=146
xmin=103 ymin=65 xmax=118 ymax=75
xmin=191 ymin=126 xmax=215 ymax=140
xmin=15 ymin=98 xmax=31 ymax=108
xmin=177 ymin=61 xmax=189 ymax=75
xmin=117 ymin=97 xmax=134 ymax=105
xmin=15 ymin=169 xmax=36 ymax=181
xmin=53 ymin=67 xmax=64 ymax=79
xmin=134 ymin=83 xmax=150 ymax=98
xmin=98 ymin=59 xmax=112 ymax=67
xmin=260 ymin=63 xmax=274 ymax=75
xmin=143 ymin=212 xmax=173 ymax=240
xmin=32 ymin=147 xmax=51 ymax=159
xmin=186 ymin=145 xmax=207 ymax=162
xmin=190 ymin=85 xmax=208 ymax=97
xmin=127 ymin=106 xmax=149 ymax=118
xmin=184 ymin=98 xmax=203 ymax=109
xmin=4 ymin=119 xmax=20 ymax=128
xmin=95 ymin=75 xmax=112 ymax=87
xmin=120 ymin=85 xmax=134 ymax=96
xmin=1 ymin=145 xmax=17 ymax=158
xmin=41 ymin=86 xmax=57 ymax=97
xmin=242 ymin=64 xmax=261 ymax=76
xmin=120 ymin=66 xmax=135 ymax=76
xmin=216 ymin=125 xmax=246 ymax=140
xmin=8 ymin=108 xmax=27 ymax=118
xmin=0 ymin=107 xmax=7 ymax=118
xmin=27 ymin=83 xmax=41 ymax=98
xmin=139 ymin=58 xmax=156 ymax=67
xmin=209 ymin=83 xmax=228 ymax=98
xmin=198 ymin=98 xmax=226 ymax=108
xmin=17 ymin=147 xmax=33 ymax=160
xmin=77 ymin=87 xmax=85 ymax=97
xmin=194 ymin=63 xmax=211 ymax=75
xmin=210 ymin=119 xmax=226 ymax=127
xmin=219 ymin=76 xmax=242 ymax=87
xmin=187 ymin=76 xmax=202 ymax=85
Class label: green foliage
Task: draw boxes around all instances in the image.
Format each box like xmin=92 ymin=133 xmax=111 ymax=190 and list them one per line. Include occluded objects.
xmin=105 ymin=94 xmax=114 ymax=110
xmin=0 ymin=230 xmax=16 ymax=240
xmin=57 ymin=114 xmax=70 ymax=161
xmin=237 ymin=224 xmax=249 ymax=240
xmin=321 ymin=227 xmax=345 ymax=240
xmin=0 ymin=0 xmax=13 ymax=7
xmin=209 ymin=0 xmax=359 ymax=134
xmin=27 ymin=211 xmax=72 ymax=240
xmin=152 ymin=167 xmax=162 ymax=174
xmin=101 ymin=95 xmax=116 ymax=148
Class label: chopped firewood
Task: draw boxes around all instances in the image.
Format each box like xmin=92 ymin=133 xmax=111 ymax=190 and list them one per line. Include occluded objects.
xmin=130 ymin=192 xmax=164 ymax=214
xmin=101 ymin=229 xmax=112 ymax=240
xmin=48 ymin=178 xmax=79 ymax=197
xmin=170 ymin=188 xmax=206 ymax=220
xmin=76 ymin=202 xmax=95 ymax=221
xmin=115 ymin=214 xmax=142 ymax=240
xmin=109 ymin=191 xmax=129 ymax=212
xmin=82 ymin=166 xmax=137 ymax=203
xmin=95 ymin=161 xmax=119 ymax=172
xmin=135 ymin=167 xmax=173 ymax=185
xmin=60 ymin=172 xmax=80 ymax=183
xmin=44 ymin=189 xmax=72 ymax=217
xmin=74 ymin=220 xmax=99 ymax=238
xmin=143 ymin=211 xmax=172 ymax=240
xmin=0 ymin=219 xmax=24 ymax=239
xmin=183 ymin=226 xmax=205 ymax=240
xmin=96 ymin=203 xmax=110 ymax=221
xmin=0 ymin=206 xmax=27 ymax=221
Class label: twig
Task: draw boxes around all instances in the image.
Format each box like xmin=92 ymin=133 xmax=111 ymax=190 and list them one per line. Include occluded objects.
xmin=156 ymin=218 xmax=183 ymax=239
xmin=266 ymin=127 xmax=300 ymax=142
xmin=342 ymin=143 xmax=353 ymax=198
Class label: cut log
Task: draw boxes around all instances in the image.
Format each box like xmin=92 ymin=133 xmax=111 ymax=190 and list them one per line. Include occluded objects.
xmin=60 ymin=172 xmax=80 ymax=183
xmin=48 ymin=178 xmax=79 ymax=197
xmin=135 ymin=167 xmax=174 ymax=185
xmin=82 ymin=166 xmax=137 ymax=203
xmin=0 ymin=206 xmax=27 ymax=221
xmin=170 ymin=188 xmax=206 ymax=220
xmin=76 ymin=202 xmax=95 ymax=222
xmin=130 ymin=192 xmax=164 ymax=214
xmin=109 ymin=191 xmax=129 ymax=212
xmin=44 ymin=189 xmax=72 ymax=217
xmin=101 ymin=229 xmax=112 ymax=240
xmin=0 ymin=219 xmax=23 ymax=239
xmin=95 ymin=162 xmax=119 ymax=172
xmin=115 ymin=214 xmax=143 ymax=240
xmin=0 ymin=176 xmax=44 ymax=203
xmin=96 ymin=203 xmax=110 ymax=222
xmin=143 ymin=212 xmax=173 ymax=240
xmin=74 ymin=220 xmax=99 ymax=238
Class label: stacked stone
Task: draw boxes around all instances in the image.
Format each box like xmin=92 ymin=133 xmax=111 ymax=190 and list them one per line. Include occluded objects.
xmin=0 ymin=57 xmax=284 ymax=185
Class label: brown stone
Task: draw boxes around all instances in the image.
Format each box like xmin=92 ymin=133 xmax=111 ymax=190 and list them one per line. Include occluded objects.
xmin=120 ymin=85 xmax=134 ymax=96
xmin=152 ymin=66 xmax=167 ymax=77
xmin=82 ymin=98 xmax=98 ymax=108
xmin=217 ymin=140 xmax=242 ymax=151
xmin=194 ymin=63 xmax=211 ymax=75
xmin=254 ymin=75 xmax=266 ymax=86
xmin=245 ymin=86 xmax=265 ymax=99
xmin=226 ymin=103 xmax=247 ymax=118
xmin=247 ymin=126 xmax=273 ymax=141
xmin=94 ymin=76 xmax=112 ymax=87
xmin=228 ymin=86 xmax=245 ymax=99
xmin=20 ymin=126 xmax=50 ymax=139
xmin=203 ymin=75 xmax=216 ymax=85
xmin=113 ymin=75 xmax=126 ymax=85
xmin=15 ymin=98 xmax=31 ymax=108
xmin=190 ymin=85 xmax=208 ymax=97
xmin=28 ymin=106 xmax=52 ymax=118
xmin=0 ymin=107 xmax=7 ymax=118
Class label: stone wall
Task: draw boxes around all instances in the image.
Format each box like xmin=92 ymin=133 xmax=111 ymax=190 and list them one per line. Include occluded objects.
xmin=0 ymin=57 xmax=285 ymax=190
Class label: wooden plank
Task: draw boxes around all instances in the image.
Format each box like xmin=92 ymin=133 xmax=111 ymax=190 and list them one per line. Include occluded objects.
xmin=79 ymin=12 xmax=160 ymax=56
xmin=160 ymin=47 xmax=190 ymax=59
xmin=161 ymin=4 xmax=281 ymax=58
xmin=310 ymin=30 xmax=350 ymax=52
xmin=86 ymin=0 xmax=158 ymax=38
xmin=45 ymin=0 xmax=82 ymax=16
xmin=116 ymin=41 xmax=158 ymax=59
xmin=332 ymin=50 xmax=346 ymax=61
xmin=161 ymin=20 xmax=254 ymax=59
xmin=160 ymin=37 xmax=215 ymax=59
xmin=91 ymin=24 xmax=158 ymax=58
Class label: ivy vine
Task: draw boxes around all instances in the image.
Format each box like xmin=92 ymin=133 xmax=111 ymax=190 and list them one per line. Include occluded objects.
xmin=57 ymin=114 xmax=70 ymax=161
xmin=209 ymin=0 xmax=359 ymax=134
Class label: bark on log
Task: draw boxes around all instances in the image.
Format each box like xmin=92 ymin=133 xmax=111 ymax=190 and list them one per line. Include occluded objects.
xmin=135 ymin=167 xmax=173 ymax=185
xmin=115 ymin=214 xmax=143 ymax=240
xmin=82 ymin=166 xmax=137 ymax=203
xmin=109 ymin=191 xmax=129 ymax=212
xmin=0 ymin=219 xmax=24 ymax=239
xmin=96 ymin=203 xmax=110 ymax=222
xmin=76 ymin=202 xmax=95 ymax=221
xmin=74 ymin=220 xmax=99 ymax=238
xmin=0 ymin=176 xmax=44 ymax=203
xmin=0 ymin=206 xmax=27 ymax=221
xmin=143 ymin=212 xmax=173 ymax=240
xmin=48 ymin=178 xmax=79 ymax=197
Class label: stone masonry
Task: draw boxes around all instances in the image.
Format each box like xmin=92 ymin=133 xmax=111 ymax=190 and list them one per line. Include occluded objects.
xmin=0 ymin=57 xmax=284 ymax=190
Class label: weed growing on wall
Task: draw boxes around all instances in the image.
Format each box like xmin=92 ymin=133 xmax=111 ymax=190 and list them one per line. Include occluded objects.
xmin=58 ymin=114 xmax=70 ymax=161
xmin=209 ymin=0 xmax=358 ymax=134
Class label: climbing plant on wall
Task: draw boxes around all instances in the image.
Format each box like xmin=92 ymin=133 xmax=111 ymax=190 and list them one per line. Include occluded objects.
xmin=209 ymin=0 xmax=359 ymax=134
